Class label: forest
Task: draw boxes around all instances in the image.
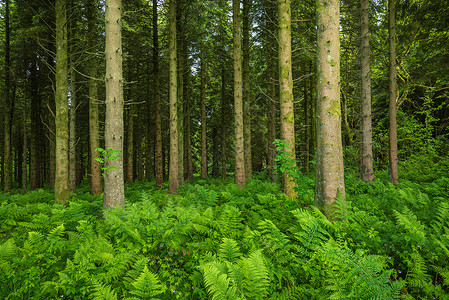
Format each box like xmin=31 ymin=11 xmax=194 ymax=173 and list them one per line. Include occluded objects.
xmin=0 ymin=0 xmax=448 ymax=298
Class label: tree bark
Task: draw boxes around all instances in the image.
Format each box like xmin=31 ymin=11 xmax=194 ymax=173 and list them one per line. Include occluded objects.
xmin=221 ymin=66 xmax=228 ymax=180
xmin=3 ymin=0 xmax=12 ymax=192
xmin=200 ymin=38 xmax=207 ymax=178
xmin=233 ymin=0 xmax=245 ymax=188
xmin=278 ymin=0 xmax=297 ymax=198
xmin=153 ymin=0 xmax=164 ymax=187
xmin=88 ymin=0 xmax=102 ymax=195
xmin=168 ymin=0 xmax=179 ymax=194
xmin=360 ymin=0 xmax=374 ymax=182
xmin=69 ymin=62 xmax=77 ymax=193
xmin=388 ymin=0 xmax=399 ymax=185
xmin=243 ymin=0 xmax=252 ymax=180
xmin=104 ymin=0 xmax=125 ymax=208
xmin=126 ymin=99 xmax=134 ymax=182
xmin=55 ymin=0 xmax=70 ymax=205
xmin=22 ymin=109 xmax=28 ymax=191
xmin=177 ymin=3 xmax=184 ymax=186
xmin=315 ymin=0 xmax=345 ymax=218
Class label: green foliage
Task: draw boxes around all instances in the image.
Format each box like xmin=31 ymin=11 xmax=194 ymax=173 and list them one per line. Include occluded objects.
xmin=1 ymin=164 xmax=449 ymax=299
xmin=95 ymin=147 xmax=123 ymax=176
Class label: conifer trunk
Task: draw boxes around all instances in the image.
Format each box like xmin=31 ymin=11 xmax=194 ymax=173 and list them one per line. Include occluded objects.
xmin=233 ymin=0 xmax=245 ymax=188
xmin=278 ymin=0 xmax=297 ymax=198
xmin=88 ymin=0 xmax=102 ymax=195
xmin=55 ymin=0 xmax=69 ymax=204
xmin=315 ymin=0 xmax=345 ymax=218
xmin=221 ymin=66 xmax=228 ymax=180
xmin=177 ymin=4 xmax=184 ymax=186
xmin=360 ymin=0 xmax=374 ymax=182
xmin=200 ymin=39 xmax=207 ymax=178
xmin=126 ymin=100 xmax=134 ymax=182
xmin=3 ymin=0 xmax=12 ymax=192
xmin=22 ymin=110 xmax=28 ymax=191
xmin=388 ymin=0 xmax=399 ymax=185
xmin=153 ymin=0 xmax=164 ymax=187
xmin=168 ymin=0 xmax=179 ymax=194
xmin=103 ymin=0 xmax=125 ymax=208
xmin=243 ymin=0 xmax=252 ymax=180
xmin=69 ymin=64 xmax=77 ymax=193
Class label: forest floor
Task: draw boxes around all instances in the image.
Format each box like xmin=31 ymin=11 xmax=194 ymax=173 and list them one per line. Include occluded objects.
xmin=1 ymin=159 xmax=449 ymax=299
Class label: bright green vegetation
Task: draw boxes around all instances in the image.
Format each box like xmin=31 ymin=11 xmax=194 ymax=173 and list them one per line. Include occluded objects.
xmin=1 ymin=158 xmax=449 ymax=299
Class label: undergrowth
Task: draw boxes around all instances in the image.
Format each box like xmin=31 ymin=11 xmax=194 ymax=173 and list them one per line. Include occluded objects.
xmin=1 ymin=159 xmax=448 ymax=299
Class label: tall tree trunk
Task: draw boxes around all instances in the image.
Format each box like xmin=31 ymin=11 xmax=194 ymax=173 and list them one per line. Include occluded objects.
xmin=168 ymin=0 xmax=179 ymax=194
xmin=243 ymin=0 xmax=252 ymax=180
xmin=278 ymin=0 xmax=297 ymax=198
xmin=360 ymin=0 xmax=374 ymax=182
xmin=126 ymin=102 xmax=134 ymax=182
xmin=388 ymin=0 xmax=399 ymax=185
xmin=177 ymin=3 xmax=184 ymax=186
xmin=183 ymin=54 xmax=193 ymax=181
xmin=88 ymin=0 xmax=102 ymax=194
xmin=265 ymin=1 xmax=277 ymax=182
xmin=69 ymin=64 xmax=77 ymax=192
xmin=233 ymin=0 xmax=245 ymax=188
xmin=315 ymin=0 xmax=345 ymax=219
xmin=212 ymin=126 xmax=220 ymax=177
xmin=30 ymin=63 xmax=40 ymax=189
xmin=200 ymin=39 xmax=207 ymax=178
xmin=22 ymin=109 xmax=28 ymax=191
xmin=3 ymin=0 xmax=12 ymax=192
xmin=221 ymin=66 xmax=228 ymax=180
xmin=104 ymin=0 xmax=125 ymax=208
xmin=55 ymin=0 xmax=69 ymax=205
xmin=153 ymin=0 xmax=164 ymax=187
xmin=303 ymin=63 xmax=310 ymax=173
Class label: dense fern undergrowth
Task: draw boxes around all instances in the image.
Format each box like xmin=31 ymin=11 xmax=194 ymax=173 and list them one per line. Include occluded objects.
xmin=1 ymin=161 xmax=449 ymax=299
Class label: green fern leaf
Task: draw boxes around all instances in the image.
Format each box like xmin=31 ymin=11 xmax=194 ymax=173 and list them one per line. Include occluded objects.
xmin=130 ymin=265 xmax=166 ymax=299
xmin=219 ymin=238 xmax=242 ymax=263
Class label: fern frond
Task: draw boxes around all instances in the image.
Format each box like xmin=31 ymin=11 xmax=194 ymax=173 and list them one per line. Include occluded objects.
xmin=0 ymin=238 xmax=17 ymax=260
xmin=217 ymin=205 xmax=244 ymax=238
xmin=394 ymin=208 xmax=427 ymax=242
xmin=406 ymin=251 xmax=432 ymax=290
xmin=130 ymin=265 xmax=166 ymax=299
xmin=240 ymin=249 xmax=270 ymax=298
xmin=91 ymin=280 xmax=118 ymax=300
xmin=218 ymin=238 xmax=242 ymax=263
xmin=201 ymin=262 xmax=238 ymax=300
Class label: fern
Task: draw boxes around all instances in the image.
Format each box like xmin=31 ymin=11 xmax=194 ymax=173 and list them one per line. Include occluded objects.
xmin=219 ymin=238 xmax=242 ymax=263
xmin=129 ymin=265 xmax=166 ymax=299
xmin=92 ymin=280 xmax=118 ymax=300
xmin=394 ymin=208 xmax=427 ymax=244
xmin=405 ymin=251 xmax=432 ymax=293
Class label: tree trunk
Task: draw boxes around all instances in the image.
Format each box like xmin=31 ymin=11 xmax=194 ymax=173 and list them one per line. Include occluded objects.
xmin=303 ymin=63 xmax=310 ymax=173
xmin=200 ymin=39 xmax=207 ymax=178
xmin=278 ymin=0 xmax=297 ymax=198
xmin=388 ymin=0 xmax=399 ymax=185
xmin=126 ymin=89 xmax=134 ymax=182
xmin=221 ymin=66 xmax=228 ymax=180
xmin=88 ymin=0 xmax=102 ymax=195
xmin=153 ymin=0 xmax=164 ymax=187
xmin=103 ymin=0 xmax=125 ymax=208
xmin=212 ymin=126 xmax=220 ymax=177
xmin=69 ymin=65 xmax=77 ymax=193
xmin=22 ymin=109 xmax=28 ymax=191
xmin=183 ymin=54 xmax=193 ymax=181
xmin=243 ymin=0 xmax=252 ymax=180
xmin=55 ymin=0 xmax=69 ymax=205
xmin=3 ymin=0 xmax=12 ymax=192
xmin=168 ymin=0 xmax=179 ymax=194
xmin=359 ymin=0 xmax=374 ymax=182
xmin=177 ymin=3 xmax=185 ymax=186
xmin=315 ymin=0 xmax=345 ymax=218
xmin=233 ymin=0 xmax=245 ymax=188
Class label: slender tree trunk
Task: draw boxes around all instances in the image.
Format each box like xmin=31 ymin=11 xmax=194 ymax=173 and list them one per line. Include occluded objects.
xmin=69 ymin=65 xmax=77 ymax=192
xmin=22 ymin=109 xmax=28 ymax=191
xmin=265 ymin=1 xmax=277 ymax=182
xmin=104 ymin=0 xmax=125 ymax=208
xmin=278 ymin=0 xmax=297 ymax=198
xmin=30 ymin=64 xmax=40 ymax=190
xmin=388 ymin=0 xmax=399 ymax=185
xmin=177 ymin=3 xmax=184 ymax=186
xmin=200 ymin=39 xmax=207 ymax=178
xmin=243 ymin=0 xmax=252 ymax=180
xmin=315 ymin=0 xmax=345 ymax=218
xmin=183 ymin=56 xmax=193 ymax=181
xmin=359 ymin=0 xmax=374 ymax=182
xmin=153 ymin=0 xmax=164 ymax=187
xmin=55 ymin=0 xmax=69 ymax=204
xmin=221 ymin=66 xmax=228 ymax=180
xmin=3 ymin=0 xmax=12 ymax=192
xmin=126 ymin=102 xmax=134 ymax=182
xmin=303 ymin=63 xmax=310 ymax=173
xmin=233 ymin=0 xmax=245 ymax=188
xmin=212 ymin=126 xmax=220 ymax=177
xmin=88 ymin=0 xmax=102 ymax=194
xmin=168 ymin=0 xmax=179 ymax=194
